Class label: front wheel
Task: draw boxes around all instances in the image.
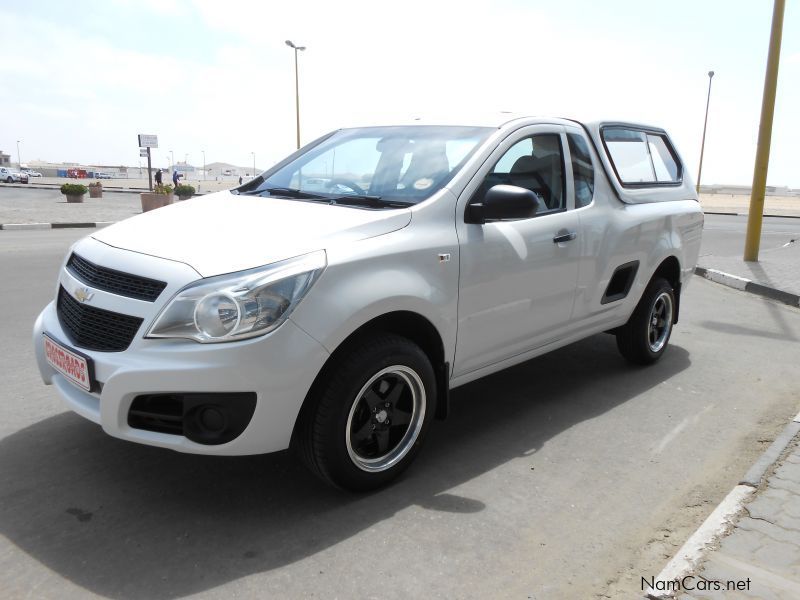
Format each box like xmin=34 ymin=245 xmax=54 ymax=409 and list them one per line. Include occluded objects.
xmin=294 ymin=334 xmax=436 ymax=491
xmin=5 ymin=177 xmax=12 ymax=183
xmin=616 ymin=277 xmax=675 ymax=365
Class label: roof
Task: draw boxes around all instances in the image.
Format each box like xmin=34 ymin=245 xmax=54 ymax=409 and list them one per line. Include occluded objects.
xmin=338 ymin=113 xmax=667 ymax=132
xmin=336 ymin=112 xmax=576 ymax=130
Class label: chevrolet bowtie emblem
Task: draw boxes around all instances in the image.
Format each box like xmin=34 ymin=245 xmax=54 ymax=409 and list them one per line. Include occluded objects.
xmin=74 ymin=287 xmax=94 ymax=303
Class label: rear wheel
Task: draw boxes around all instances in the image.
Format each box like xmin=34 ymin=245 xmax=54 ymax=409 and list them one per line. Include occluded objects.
xmin=295 ymin=334 xmax=436 ymax=491
xmin=616 ymin=277 xmax=675 ymax=365
xmin=5 ymin=177 xmax=12 ymax=183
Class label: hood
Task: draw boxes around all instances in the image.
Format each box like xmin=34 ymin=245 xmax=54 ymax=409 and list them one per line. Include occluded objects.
xmin=92 ymin=191 xmax=411 ymax=276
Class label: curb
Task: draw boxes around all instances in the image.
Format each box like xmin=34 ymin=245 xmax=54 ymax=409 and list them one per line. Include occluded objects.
xmin=646 ymin=411 xmax=800 ymax=599
xmin=1 ymin=183 xmax=213 ymax=195
xmin=703 ymin=211 xmax=800 ymax=219
xmin=741 ymin=420 xmax=800 ymax=486
xmin=2 ymin=183 xmax=146 ymax=194
xmin=0 ymin=221 xmax=115 ymax=231
xmin=694 ymin=266 xmax=800 ymax=308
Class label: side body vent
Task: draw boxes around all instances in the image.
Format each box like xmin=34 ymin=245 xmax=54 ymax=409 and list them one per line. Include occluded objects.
xmin=601 ymin=261 xmax=639 ymax=304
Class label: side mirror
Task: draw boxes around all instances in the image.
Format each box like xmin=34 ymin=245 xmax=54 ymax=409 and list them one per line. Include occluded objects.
xmin=465 ymin=185 xmax=541 ymax=224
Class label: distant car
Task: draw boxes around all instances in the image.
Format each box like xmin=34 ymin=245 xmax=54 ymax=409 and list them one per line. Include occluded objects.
xmin=95 ymin=172 xmax=113 ymax=179
xmin=22 ymin=169 xmax=43 ymax=177
xmin=0 ymin=167 xmax=28 ymax=183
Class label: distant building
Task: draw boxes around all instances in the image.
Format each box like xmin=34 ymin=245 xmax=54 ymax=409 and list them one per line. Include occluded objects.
xmin=0 ymin=151 xmax=10 ymax=166
xmin=699 ymin=184 xmax=800 ymax=197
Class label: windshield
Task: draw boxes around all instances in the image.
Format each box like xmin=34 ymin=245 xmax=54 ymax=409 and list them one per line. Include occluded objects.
xmin=242 ymin=126 xmax=493 ymax=206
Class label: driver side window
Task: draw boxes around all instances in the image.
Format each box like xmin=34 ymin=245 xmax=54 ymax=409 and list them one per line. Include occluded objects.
xmin=472 ymin=133 xmax=566 ymax=213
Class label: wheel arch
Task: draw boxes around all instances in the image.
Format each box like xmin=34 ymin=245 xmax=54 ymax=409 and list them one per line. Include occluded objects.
xmin=650 ymin=255 xmax=682 ymax=323
xmin=291 ymin=310 xmax=450 ymax=446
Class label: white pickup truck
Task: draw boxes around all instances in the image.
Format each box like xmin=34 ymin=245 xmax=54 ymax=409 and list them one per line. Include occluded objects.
xmin=34 ymin=115 xmax=703 ymax=490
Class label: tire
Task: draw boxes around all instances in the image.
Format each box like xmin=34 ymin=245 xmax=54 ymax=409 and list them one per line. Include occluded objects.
xmin=294 ymin=333 xmax=437 ymax=491
xmin=5 ymin=177 xmax=12 ymax=183
xmin=616 ymin=277 xmax=675 ymax=365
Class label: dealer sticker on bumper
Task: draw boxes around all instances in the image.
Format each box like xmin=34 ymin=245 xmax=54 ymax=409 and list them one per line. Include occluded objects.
xmin=44 ymin=335 xmax=92 ymax=392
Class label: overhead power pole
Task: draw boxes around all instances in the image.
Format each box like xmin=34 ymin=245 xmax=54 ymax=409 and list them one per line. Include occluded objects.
xmin=744 ymin=0 xmax=785 ymax=262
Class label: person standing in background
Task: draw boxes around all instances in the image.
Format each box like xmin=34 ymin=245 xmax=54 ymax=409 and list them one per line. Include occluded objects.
xmin=154 ymin=168 xmax=163 ymax=186
xmin=172 ymin=169 xmax=181 ymax=187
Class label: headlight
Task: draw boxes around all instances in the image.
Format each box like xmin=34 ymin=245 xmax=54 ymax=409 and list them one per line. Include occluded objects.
xmin=146 ymin=250 xmax=326 ymax=343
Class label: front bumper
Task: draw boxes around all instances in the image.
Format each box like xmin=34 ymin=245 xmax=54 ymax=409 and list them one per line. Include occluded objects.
xmin=33 ymin=250 xmax=330 ymax=455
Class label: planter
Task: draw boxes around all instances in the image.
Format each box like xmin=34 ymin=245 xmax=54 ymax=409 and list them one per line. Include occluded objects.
xmin=66 ymin=194 xmax=85 ymax=203
xmin=88 ymin=186 xmax=103 ymax=199
xmin=177 ymin=194 xmax=193 ymax=201
xmin=140 ymin=192 xmax=174 ymax=212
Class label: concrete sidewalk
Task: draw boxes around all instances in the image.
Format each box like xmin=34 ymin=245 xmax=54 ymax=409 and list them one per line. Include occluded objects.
xmin=681 ymin=432 xmax=800 ymax=599
xmin=649 ymin=423 xmax=800 ymax=599
xmin=696 ymin=241 xmax=800 ymax=307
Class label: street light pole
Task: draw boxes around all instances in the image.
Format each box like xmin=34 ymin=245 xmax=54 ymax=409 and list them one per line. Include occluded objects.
xmin=696 ymin=71 xmax=715 ymax=194
xmin=202 ymin=150 xmax=206 ymax=181
xmin=285 ymin=40 xmax=306 ymax=149
xmin=169 ymin=150 xmax=174 ymax=172
xmin=16 ymin=140 xmax=21 ymax=168
xmin=744 ymin=0 xmax=786 ymax=262
xmin=251 ymin=152 xmax=255 ymax=177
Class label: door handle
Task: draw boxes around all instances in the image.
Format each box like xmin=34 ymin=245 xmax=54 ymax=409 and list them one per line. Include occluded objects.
xmin=553 ymin=231 xmax=577 ymax=244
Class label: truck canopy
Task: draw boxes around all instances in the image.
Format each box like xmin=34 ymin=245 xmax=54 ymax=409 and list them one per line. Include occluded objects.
xmin=582 ymin=120 xmax=697 ymax=204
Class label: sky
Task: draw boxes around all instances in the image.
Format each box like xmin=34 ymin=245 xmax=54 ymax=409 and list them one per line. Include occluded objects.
xmin=1 ymin=0 xmax=798 ymax=186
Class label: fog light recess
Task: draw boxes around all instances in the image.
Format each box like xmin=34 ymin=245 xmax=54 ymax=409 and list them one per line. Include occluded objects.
xmin=129 ymin=392 xmax=256 ymax=445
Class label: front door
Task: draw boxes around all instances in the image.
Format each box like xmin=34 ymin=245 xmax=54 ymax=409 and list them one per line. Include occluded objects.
xmin=454 ymin=125 xmax=580 ymax=377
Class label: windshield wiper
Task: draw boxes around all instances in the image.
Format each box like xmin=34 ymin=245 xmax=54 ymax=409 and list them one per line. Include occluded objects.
xmin=240 ymin=187 xmax=328 ymax=200
xmin=329 ymin=195 xmax=412 ymax=208
xmin=239 ymin=188 xmax=411 ymax=208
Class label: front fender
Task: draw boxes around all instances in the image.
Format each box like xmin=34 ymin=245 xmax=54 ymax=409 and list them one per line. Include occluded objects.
xmin=289 ymin=228 xmax=459 ymax=366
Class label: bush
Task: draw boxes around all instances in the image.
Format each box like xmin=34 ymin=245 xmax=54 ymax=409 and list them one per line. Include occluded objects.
xmin=154 ymin=184 xmax=173 ymax=196
xmin=174 ymin=184 xmax=195 ymax=197
xmin=60 ymin=183 xmax=88 ymax=196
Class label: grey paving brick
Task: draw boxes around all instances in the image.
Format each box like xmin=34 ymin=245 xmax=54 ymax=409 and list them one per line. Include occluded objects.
xmin=717 ymin=528 xmax=767 ymax=560
xmin=691 ymin=558 xmax=770 ymax=599
xmin=737 ymin=516 xmax=800 ymax=545
xmin=780 ymin=499 xmax=800 ymax=520
xmin=752 ymin=540 xmax=800 ymax=571
xmin=768 ymin=476 xmax=800 ymax=494
xmin=747 ymin=488 xmax=792 ymax=522
xmin=772 ymin=461 xmax=800 ymax=485
xmin=674 ymin=444 xmax=800 ymax=600
xmin=769 ymin=512 xmax=800 ymax=533
xmin=699 ymin=244 xmax=800 ymax=298
xmin=703 ymin=553 xmax=794 ymax=599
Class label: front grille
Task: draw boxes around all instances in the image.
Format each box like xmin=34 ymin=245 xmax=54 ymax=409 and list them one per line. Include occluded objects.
xmin=66 ymin=253 xmax=167 ymax=302
xmin=57 ymin=286 xmax=144 ymax=352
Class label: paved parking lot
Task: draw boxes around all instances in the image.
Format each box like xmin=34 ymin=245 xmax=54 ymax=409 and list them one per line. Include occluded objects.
xmin=1 ymin=229 xmax=799 ymax=599
xmin=0 ymin=187 xmax=143 ymax=225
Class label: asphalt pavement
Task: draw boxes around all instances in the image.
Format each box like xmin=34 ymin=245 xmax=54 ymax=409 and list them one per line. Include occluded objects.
xmin=1 ymin=229 xmax=799 ymax=599
xmin=700 ymin=215 xmax=800 ymax=258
